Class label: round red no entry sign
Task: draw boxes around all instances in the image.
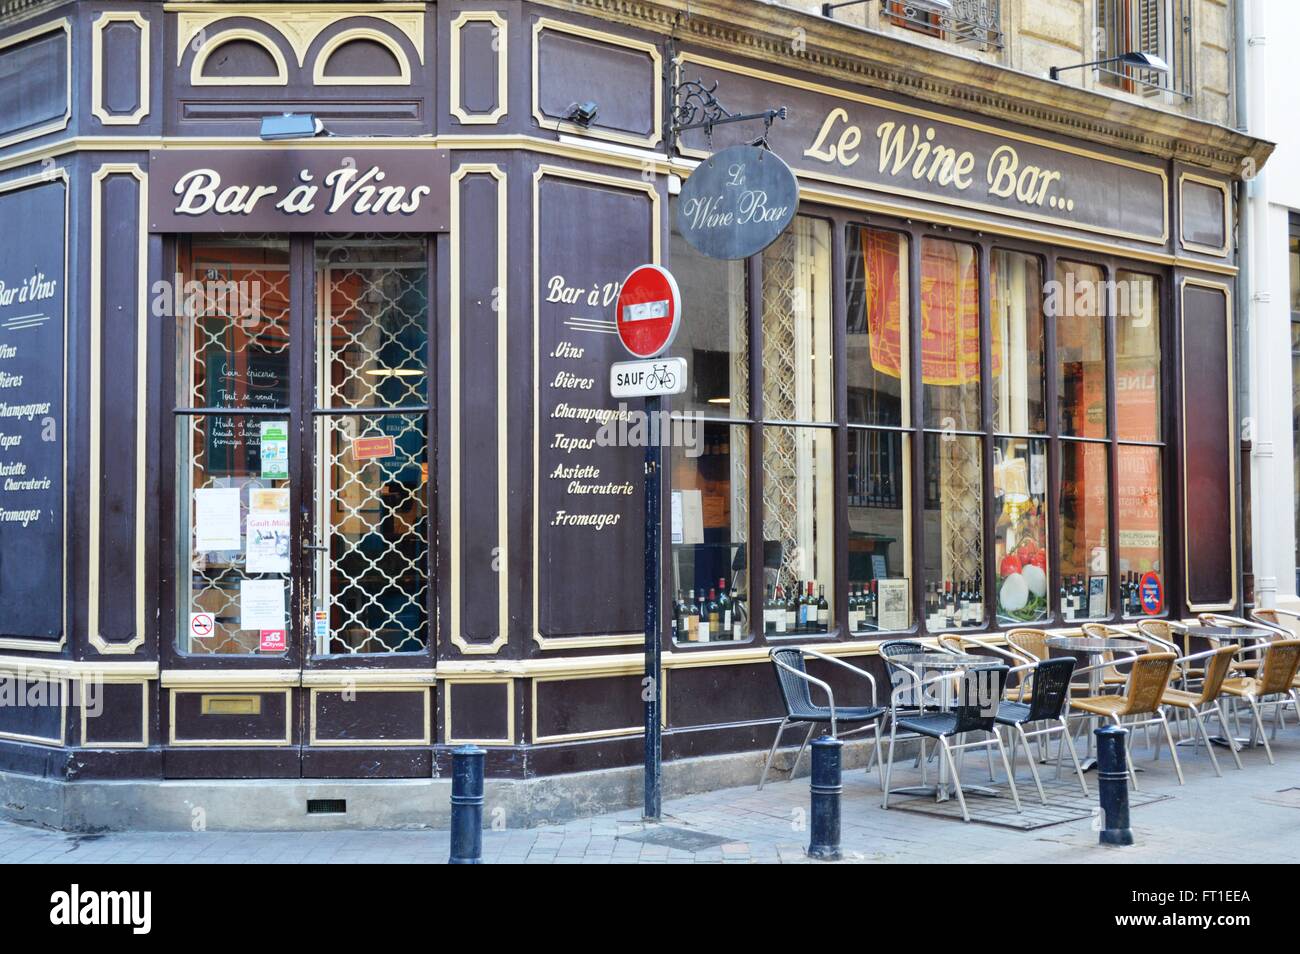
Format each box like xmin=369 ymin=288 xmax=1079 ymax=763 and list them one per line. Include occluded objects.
xmin=615 ymin=264 xmax=681 ymax=359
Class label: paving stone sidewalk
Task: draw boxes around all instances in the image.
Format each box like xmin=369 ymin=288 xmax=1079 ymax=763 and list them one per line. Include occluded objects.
xmin=1 ymin=724 xmax=1298 ymax=864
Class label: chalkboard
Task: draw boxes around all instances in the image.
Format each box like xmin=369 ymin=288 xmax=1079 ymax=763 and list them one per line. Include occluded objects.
xmin=0 ymin=178 xmax=65 ymax=639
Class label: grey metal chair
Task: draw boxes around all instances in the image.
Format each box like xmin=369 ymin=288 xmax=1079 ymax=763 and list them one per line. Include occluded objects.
xmin=759 ymin=647 xmax=886 ymax=790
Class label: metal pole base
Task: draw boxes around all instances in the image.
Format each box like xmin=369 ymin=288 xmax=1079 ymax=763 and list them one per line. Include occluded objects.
xmin=1099 ymin=827 xmax=1135 ymax=847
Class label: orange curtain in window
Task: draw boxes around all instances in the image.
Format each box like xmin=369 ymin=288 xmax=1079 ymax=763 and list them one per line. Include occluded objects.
xmin=862 ymin=232 xmax=997 ymax=384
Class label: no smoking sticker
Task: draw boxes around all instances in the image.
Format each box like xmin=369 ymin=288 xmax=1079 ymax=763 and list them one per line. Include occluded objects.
xmin=189 ymin=612 xmax=215 ymax=639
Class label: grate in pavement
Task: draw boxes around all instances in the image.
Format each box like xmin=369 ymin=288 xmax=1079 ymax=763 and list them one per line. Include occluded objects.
xmin=887 ymin=778 xmax=1170 ymax=830
xmin=616 ymin=825 xmax=735 ymax=851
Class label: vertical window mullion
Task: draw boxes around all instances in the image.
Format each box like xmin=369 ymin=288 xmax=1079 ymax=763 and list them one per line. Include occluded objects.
xmin=907 ymin=230 xmax=926 ymax=632
xmin=1044 ymin=250 xmax=1061 ymax=621
xmin=748 ymin=251 xmax=765 ymax=644
xmin=977 ymin=239 xmax=995 ymax=630
xmin=832 ymin=220 xmax=849 ymax=633
xmin=1104 ymin=260 xmax=1121 ymax=620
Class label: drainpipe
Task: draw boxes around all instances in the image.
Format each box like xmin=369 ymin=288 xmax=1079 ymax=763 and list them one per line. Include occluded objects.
xmin=1234 ymin=0 xmax=1253 ymax=610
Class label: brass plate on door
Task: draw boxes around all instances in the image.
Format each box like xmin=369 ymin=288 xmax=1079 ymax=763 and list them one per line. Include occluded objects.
xmin=200 ymin=694 xmax=262 ymax=716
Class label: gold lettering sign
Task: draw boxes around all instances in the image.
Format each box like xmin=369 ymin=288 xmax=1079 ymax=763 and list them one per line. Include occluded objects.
xmin=676 ymin=55 xmax=1167 ymax=245
xmin=806 ymin=111 xmax=1073 ymax=215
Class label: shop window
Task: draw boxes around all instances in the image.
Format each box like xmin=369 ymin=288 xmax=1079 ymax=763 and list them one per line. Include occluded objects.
xmin=671 ymin=423 xmax=749 ymax=643
xmin=1118 ymin=445 xmax=1163 ymax=616
xmin=174 ymin=235 xmax=431 ymax=657
xmin=992 ymin=251 xmax=1045 ymax=434
xmin=846 ymin=226 xmax=912 ymax=632
xmin=176 ymin=237 xmax=292 ymax=656
xmin=921 ymin=433 xmax=985 ymax=630
xmin=669 ymin=208 xmax=748 ymax=418
xmin=1060 ymin=440 xmax=1110 ymax=621
xmin=1055 ymin=260 xmax=1108 ymax=439
xmin=761 ymin=217 xmax=835 ymax=632
xmin=847 ymin=227 xmax=909 ymax=428
xmin=1116 ymin=272 xmax=1161 ymax=442
xmin=762 ymin=426 xmax=835 ymax=635
xmin=921 ymin=239 xmax=981 ymax=431
xmin=991 ymin=250 xmax=1048 ymax=624
xmin=315 ymin=237 xmax=429 ymax=654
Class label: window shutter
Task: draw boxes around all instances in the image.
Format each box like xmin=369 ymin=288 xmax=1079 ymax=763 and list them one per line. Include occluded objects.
xmin=1136 ymin=0 xmax=1165 ymax=92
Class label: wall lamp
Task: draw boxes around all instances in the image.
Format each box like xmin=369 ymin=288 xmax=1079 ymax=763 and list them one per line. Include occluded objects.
xmin=1049 ymin=51 xmax=1169 ymax=81
xmin=822 ymin=0 xmax=953 ymax=17
xmin=565 ymin=101 xmax=599 ymax=127
xmin=259 ymin=113 xmax=326 ymax=141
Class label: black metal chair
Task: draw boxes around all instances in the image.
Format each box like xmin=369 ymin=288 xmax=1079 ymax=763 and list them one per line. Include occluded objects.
xmin=995 ymin=656 xmax=1088 ymax=803
xmin=882 ymin=663 xmax=1020 ymax=822
xmin=758 ymin=647 xmax=886 ymax=791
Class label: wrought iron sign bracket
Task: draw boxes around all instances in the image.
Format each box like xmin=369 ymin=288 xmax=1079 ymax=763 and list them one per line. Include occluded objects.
xmin=669 ymin=77 xmax=788 ymax=151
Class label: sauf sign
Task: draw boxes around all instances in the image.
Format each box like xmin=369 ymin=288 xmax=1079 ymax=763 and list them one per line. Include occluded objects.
xmin=149 ymin=149 xmax=451 ymax=233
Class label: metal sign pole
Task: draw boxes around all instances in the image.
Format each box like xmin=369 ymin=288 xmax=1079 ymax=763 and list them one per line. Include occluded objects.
xmin=643 ymin=393 xmax=663 ymax=821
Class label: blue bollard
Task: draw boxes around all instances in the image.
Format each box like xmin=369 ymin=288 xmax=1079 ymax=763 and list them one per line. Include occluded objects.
xmin=449 ymin=744 xmax=486 ymax=864
xmin=807 ymin=735 xmax=842 ymax=861
xmin=1095 ymin=725 xmax=1134 ymax=847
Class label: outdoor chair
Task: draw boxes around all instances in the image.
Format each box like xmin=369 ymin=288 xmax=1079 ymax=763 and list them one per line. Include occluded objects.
xmin=882 ymin=663 xmax=1020 ymax=823
xmin=996 ymin=656 xmax=1088 ymax=802
xmin=1137 ymin=619 xmax=1190 ymax=683
xmin=1250 ymin=607 xmax=1299 ymax=638
xmin=1197 ymin=613 xmax=1285 ymax=676
xmin=1069 ymin=652 xmax=1183 ymax=789
xmin=1003 ymin=628 xmax=1051 ymax=701
xmin=1081 ymin=622 xmax=1146 ymax=688
xmin=1219 ymin=638 xmax=1300 ymax=765
xmin=1159 ymin=644 xmax=1243 ymax=776
xmin=759 ymin=647 xmax=886 ymax=790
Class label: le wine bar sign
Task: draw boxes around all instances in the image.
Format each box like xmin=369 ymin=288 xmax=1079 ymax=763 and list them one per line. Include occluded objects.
xmin=675 ymin=55 xmax=1169 ymax=245
xmin=149 ymin=149 xmax=451 ymax=232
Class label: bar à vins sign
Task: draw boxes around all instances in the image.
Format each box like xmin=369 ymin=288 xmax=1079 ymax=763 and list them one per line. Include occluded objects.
xmin=676 ymin=145 xmax=798 ymax=260
xmin=148 ymin=149 xmax=451 ymax=233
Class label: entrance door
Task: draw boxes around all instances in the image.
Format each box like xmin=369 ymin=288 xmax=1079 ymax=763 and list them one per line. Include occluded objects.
xmin=166 ymin=234 xmax=433 ymax=778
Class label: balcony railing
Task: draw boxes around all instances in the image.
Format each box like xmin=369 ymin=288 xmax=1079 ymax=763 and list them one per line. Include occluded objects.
xmin=882 ymin=0 xmax=1003 ymax=51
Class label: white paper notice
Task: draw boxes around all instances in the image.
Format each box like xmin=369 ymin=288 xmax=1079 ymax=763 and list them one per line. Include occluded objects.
xmin=240 ymin=578 xmax=286 ymax=631
xmin=670 ymin=492 xmax=684 ymax=545
xmin=195 ymin=487 xmax=242 ymax=551
xmin=246 ymin=510 xmax=290 ymax=574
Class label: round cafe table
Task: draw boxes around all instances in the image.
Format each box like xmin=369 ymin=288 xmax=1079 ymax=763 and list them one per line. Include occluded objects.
xmin=1183 ymin=625 xmax=1277 ymax=749
xmin=890 ymin=652 xmax=1003 ymax=802
xmin=1047 ymin=635 xmax=1144 ymax=771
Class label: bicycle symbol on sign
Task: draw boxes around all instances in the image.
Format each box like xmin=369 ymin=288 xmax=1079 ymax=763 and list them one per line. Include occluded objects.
xmin=644 ymin=363 xmax=677 ymax=392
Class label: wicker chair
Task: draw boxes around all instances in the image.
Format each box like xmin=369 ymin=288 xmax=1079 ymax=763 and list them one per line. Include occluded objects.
xmin=1159 ymin=644 xmax=1243 ymax=776
xmin=1219 ymin=639 xmax=1300 ymax=765
xmin=1070 ymin=652 xmax=1183 ymax=789
xmin=1081 ymin=622 xmax=1146 ymax=687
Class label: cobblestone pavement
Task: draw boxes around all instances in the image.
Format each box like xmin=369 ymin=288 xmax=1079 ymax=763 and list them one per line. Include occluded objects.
xmin=2 ymin=722 xmax=1298 ymax=863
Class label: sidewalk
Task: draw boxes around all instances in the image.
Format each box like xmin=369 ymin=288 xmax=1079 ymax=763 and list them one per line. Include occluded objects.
xmin=2 ymin=722 xmax=1297 ymax=863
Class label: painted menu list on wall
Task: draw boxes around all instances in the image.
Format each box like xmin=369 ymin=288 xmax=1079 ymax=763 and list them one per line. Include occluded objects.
xmin=0 ymin=178 xmax=65 ymax=639
xmin=535 ymin=173 xmax=651 ymax=640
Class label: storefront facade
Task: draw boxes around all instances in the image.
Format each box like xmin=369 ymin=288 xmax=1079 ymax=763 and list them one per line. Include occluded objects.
xmin=0 ymin=0 xmax=1272 ymax=815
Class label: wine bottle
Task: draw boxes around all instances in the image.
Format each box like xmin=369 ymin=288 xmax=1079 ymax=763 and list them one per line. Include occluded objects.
xmin=696 ymin=590 xmax=710 ymax=643
xmin=730 ymin=583 xmax=744 ymax=639
xmin=706 ymin=588 xmax=721 ymax=640
xmin=717 ymin=579 xmax=732 ymax=641
xmin=817 ymin=584 xmax=829 ymax=633
xmin=849 ymin=586 xmax=861 ymax=633
xmin=686 ymin=589 xmax=700 ymax=642
xmin=775 ymin=586 xmax=789 ymax=634
xmin=784 ymin=585 xmax=797 ymax=633
xmin=869 ymin=579 xmax=879 ymax=629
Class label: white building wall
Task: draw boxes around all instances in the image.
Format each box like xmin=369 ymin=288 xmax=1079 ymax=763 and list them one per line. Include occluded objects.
xmin=1245 ymin=0 xmax=1300 ymax=610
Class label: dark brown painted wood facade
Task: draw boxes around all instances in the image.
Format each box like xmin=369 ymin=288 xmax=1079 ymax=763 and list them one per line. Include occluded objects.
xmin=0 ymin=0 xmax=1255 ymax=784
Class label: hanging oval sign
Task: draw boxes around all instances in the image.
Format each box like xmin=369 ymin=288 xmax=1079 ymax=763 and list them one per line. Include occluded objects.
xmin=676 ymin=144 xmax=799 ymax=261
